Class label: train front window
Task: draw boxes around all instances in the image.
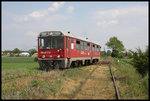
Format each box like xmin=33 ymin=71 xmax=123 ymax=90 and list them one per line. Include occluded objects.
xmin=39 ymin=36 xmax=64 ymax=49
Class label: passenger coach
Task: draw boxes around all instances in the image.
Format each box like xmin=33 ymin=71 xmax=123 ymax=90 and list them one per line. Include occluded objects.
xmin=38 ymin=31 xmax=101 ymax=70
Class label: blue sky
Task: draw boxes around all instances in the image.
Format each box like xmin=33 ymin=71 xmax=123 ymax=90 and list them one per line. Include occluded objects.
xmin=2 ymin=2 xmax=148 ymax=51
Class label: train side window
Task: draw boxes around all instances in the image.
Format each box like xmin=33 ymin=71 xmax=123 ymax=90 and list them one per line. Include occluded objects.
xmin=71 ymin=38 xmax=73 ymax=43
xmin=76 ymin=40 xmax=80 ymax=50
xmin=97 ymin=46 xmax=99 ymax=51
xmin=95 ymin=45 xmax=97 ymax=51
xmin=99 ymin=46 xmax=101 ymax=51
xmin=84 ymin=42 xmax=87 ymax=50
xmin=87 ymin=43 xmax=90 ymax=51
xmin=80 ymin=41 xmax=84 ymax=50
xmin=65 ymin=37 xmax=67 ymax=48
xmin=96 ymin=46 xmax=98 ymax=51
xmin=71 ymin=38 xmax=74 ymax=49
xmin=93 ymin=44 xmax=95 ymax=51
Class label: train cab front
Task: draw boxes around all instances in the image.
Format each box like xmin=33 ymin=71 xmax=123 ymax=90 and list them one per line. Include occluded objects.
xmin=38 ymin=31 xmax=66 ymax=70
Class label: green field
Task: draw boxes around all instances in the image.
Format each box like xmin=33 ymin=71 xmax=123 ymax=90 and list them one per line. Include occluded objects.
xmin=1 ymin=56 xmax=148 ymax=99
xmin=1 ymin=56 xmax=91 ymax=99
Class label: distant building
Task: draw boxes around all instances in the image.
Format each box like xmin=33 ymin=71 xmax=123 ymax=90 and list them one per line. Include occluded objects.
xmin=15 ymin=53 xmax=20 ymax=56
xmin=6 ymin=53 xmax=10 ymax=56
xmin=19 ymin=52 xmax=30 ymax=57
xmin=123 ymin=51 xmax=134 ymax=56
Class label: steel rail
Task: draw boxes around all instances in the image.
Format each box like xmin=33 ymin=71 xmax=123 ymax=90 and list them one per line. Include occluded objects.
xmin=108 ymin=63 xmax=120 ymax=100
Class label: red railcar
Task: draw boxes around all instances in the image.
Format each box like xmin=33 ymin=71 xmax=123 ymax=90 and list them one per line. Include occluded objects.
xmin=38 ymin=31 xmax=101 ymax=70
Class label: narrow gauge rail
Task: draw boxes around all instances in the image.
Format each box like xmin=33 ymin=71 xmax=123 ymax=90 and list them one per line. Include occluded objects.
xmin=69 ymin=61 xmax=120 ymax=100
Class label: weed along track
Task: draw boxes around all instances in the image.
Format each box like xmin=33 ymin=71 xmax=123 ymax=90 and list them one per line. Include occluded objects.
xmin=69 ymin=61 xmax=120 ymax=99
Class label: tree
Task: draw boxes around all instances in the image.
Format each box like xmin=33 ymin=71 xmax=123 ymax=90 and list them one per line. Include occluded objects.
xmin=28 ymin=49 xmax=37 ymax=56
xmin=106 ymin=36 xmax=125 ymax=58
xmin=12 ymin=48 xmax=21 ymax=54
xmin=3 ymin=50 xmax=12 ymax=54
xmin=111 ymin=50 xmax=119 ymax=57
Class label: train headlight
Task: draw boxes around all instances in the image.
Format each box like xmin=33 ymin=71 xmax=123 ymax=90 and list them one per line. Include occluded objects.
xmin=57 ymin=55 xmax=60 ymax=58
xmin=42 ymin=55 xmax=45 ymax=58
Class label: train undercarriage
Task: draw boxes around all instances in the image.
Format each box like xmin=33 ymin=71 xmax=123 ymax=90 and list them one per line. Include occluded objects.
xmin=38 ymin=58 xmax=99 ymax=71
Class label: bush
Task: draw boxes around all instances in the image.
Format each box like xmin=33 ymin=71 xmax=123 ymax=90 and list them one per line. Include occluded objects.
xmin=111 ymin=50 xmax=124 ymax=58
xmin=34 ymin=57 xmax=38 ymax=62
xmin=28 ymin=49 xmax=37 ymax=56
xmin=100 ymin=51 xmax=107 ymax=57
xmin=111 ymin=50 xmax=119 ymax=58
xmin=130 ymin=47 xmax=149 ymax=77
xmin=106 ymin=50 xmax=111 ymax=56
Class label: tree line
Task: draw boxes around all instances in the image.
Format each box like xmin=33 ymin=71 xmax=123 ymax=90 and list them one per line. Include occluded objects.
xmin=3 ymin=48 xmax=37 ymax=56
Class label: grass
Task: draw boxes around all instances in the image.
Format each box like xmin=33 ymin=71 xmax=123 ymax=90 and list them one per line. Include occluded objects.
xmin=2 ymin=56 xmax=44 ymax=99
xmin=2 ymin=56 xmax=35 ymax=63
xmin=1 ymin=56 xmax=149 ymax=99
xmin=2 ymin=56 xmax=88 ymax=99
xmin=62 ymin=66 xmax=89 ymax=79
xmin=112 ymin=57 xmax=149 ymax=99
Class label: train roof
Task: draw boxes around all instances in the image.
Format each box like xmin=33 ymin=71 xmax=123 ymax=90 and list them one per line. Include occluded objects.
xmin=39 ymin=31 xmax=101 ymax=47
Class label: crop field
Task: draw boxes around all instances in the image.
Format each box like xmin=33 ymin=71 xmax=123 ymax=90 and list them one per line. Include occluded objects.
xmin=1 ymin=56 xmax=148 ymax=99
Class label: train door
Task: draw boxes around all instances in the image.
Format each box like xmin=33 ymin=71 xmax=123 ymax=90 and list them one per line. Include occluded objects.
xmin=66 ymin=37 xmax=71 ymax=67
xmin=90 ymin=43 xmax=93 ymax=61
xmin=67 ymin=38 xmax=70 ymax=58
xmin=91 ymin=44 xmax=93 ymax=56
xmin=66 ymin=37 xmax=69 ymax=58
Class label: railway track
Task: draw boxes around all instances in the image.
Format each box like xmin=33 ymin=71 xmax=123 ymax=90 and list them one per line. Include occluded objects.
xmin=69 ymin=61 xmax=120 ymax=100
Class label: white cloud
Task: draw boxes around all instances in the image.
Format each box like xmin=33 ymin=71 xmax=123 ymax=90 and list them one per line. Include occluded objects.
xmin=29 ymin=2 xmax=65 ymax=19
xmin=11 ymin=2 xmax=65 ymax=22
xmin=97 ymin=20 xmax=118 ymax=27
xmin=93 ymin=5 xmax=147 ymax=20
xmin=92 ymin=5 xmax=148 ymax=28
xmin=67 ymin=6 xmax=74 ymax=13
xmin=29 ymin=11 xmax=46 ymax=18
xmin=48 ymin=2 xmax=65 ymax=12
